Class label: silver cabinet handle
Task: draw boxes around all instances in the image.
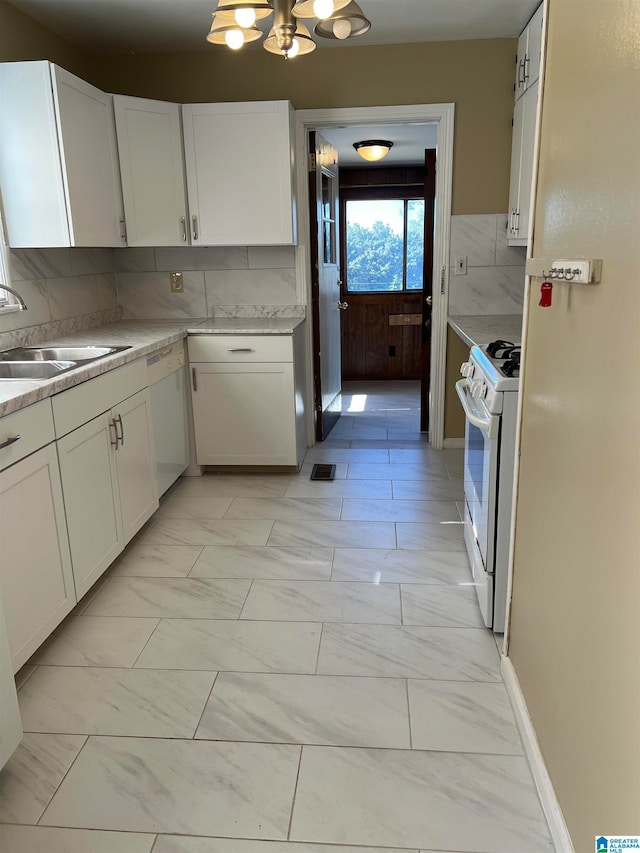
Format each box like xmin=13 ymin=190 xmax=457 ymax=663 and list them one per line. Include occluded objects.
xmin=109 ymin=419 xmax=119 ymax=449
xmin=523 ymin=54 xmax=530 ymax=83
xmin=115 ymin=413 xmax=124 ymax=447
xmin=227 ymin=348 xmax=254 ymax=353
xmin=192 ymin=366 xmax=198 ymax=392
xmin=514 ymin=210 xmax=520 ymax=235
xmin=0 ymin=434 xmax=21 ymax=450
xmin=192 ymin=215 xmax=199 ymax=241
xmin=517 ymin=58 xmax=525 ymax=86
xmin=180 ymin=216 xmax=187 ymax=242
xmin=337 ymin=301 xmax=349 ymax=310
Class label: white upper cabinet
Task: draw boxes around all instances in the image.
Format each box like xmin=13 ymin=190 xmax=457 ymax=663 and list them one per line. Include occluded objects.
xmin=0 ymin=61 xmax=125 ymax=248
xmin=114 ymin=95 xmax=189 ymax=247
xmin=514 ymin=3 xmax=544 ymax=100
xmin=182 ymin=100 xmax=297 ymax=246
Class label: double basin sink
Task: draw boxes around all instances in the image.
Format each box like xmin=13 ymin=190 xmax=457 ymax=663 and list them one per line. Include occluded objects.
xmin=0 ymin=346 xmax=131 ymax=380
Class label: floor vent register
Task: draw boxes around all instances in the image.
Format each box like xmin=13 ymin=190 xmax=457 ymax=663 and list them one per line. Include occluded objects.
xmin=309 ymin=463 xmax=336 ymax=481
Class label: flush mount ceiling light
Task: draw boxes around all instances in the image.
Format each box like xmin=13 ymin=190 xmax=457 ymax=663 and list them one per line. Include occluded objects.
xmin=206 ymin=0 xmax=371 ymax=59
xmin=353 ymin=140 xmax=394 ymax=162
xmin=314 ymin=0 xmax=370 ymax=39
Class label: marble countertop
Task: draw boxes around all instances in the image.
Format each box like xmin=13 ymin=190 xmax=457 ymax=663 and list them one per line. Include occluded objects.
xmin=448 ymin=315 xmax=523 ymax=349
xmin=0 ymin=317 xmax=306 ymax=418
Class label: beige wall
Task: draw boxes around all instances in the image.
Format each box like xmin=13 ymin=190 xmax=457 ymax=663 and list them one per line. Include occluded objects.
xmin=0 ymin=0 xmax=91 ymax=79
xmin=508 ymin=0 xmax=640 ymax=849
xmin=92 ymin=38 xmax=516 ymax=215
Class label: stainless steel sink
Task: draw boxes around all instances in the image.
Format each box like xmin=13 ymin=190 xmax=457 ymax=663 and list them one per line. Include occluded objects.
xmin=0 ymin=361 xmax=77 ymax=379
xmin=0 ymin=345 xmax=130 ymax=362
xmin=0 ymin=345 xmax=132 ymax=380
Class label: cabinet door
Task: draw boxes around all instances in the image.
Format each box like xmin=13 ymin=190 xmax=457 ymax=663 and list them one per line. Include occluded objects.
xmin=182 ymin=100 xmax=296 ymax=246
xmin=526 ymin=4 xmax=544 ymax=89
xmin=516 ymin=82 xmax=539 ymax=243
xmin=191 ymin=362 xmax=297 ymax=465
xmin=514 ymin=27 xmax=529 ymax=100
xmin=57 ymin=413 xmax=124 ymax=600
xmin=0 ymin=597 xmax=22 ymax=769
xmin=52 ymin=66 xmax=125 ymax=247
xmin=113 ymin=389 xmax=159 ymax=544
xmin=0 ymin=61 xmax=70 ymax=247
xmin=508 ymin=95 xmax=525 ymax=238
xmin=0 ymin=444 xmax=75 ymax=672
xmin=114 ymin=95 xmax=189 ymax=247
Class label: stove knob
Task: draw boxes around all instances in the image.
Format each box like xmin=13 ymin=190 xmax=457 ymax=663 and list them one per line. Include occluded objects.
xmin=460 ymin=361 xmax=471 ymax=377
xmin=471 ymin=380 xmax=482 ymax=399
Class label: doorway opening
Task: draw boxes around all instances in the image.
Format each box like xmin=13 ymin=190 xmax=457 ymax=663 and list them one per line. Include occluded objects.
xmin=294 ymin=104 xmax=455 ymax=450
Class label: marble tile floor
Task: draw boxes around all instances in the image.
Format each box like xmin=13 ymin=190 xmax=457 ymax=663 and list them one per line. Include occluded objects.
xmin=1 ymin=381 xmax=553 ymax=853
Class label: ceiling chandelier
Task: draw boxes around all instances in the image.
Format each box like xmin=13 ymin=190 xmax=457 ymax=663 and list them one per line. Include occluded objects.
xmin=206 ymin=0 xmax=372 ymax=59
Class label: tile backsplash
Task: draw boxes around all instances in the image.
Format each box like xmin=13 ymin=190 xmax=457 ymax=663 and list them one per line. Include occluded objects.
xmin=448 ymin=214 xmax=526 ymax=315
xmin=115 ymin=245 xmax=301 ymax=320
xmin=0 ymin=248 xmax=120 ymax=350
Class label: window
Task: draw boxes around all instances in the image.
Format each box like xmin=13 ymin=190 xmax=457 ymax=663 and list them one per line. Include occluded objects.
xmin=345 ymin=197 xmax=425 ymax=293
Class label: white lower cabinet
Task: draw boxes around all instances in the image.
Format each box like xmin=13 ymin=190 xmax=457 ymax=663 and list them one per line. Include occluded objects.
xmin=57 ymin=412 xmax=124 ymax=600
xmin=0 ymin=443 xmax=75 ymax=672
xmin=189 ymin=331 xmax=306 ymax=468
xmin=56 ymin=380 xmax=158 ymax=600
xmin=53 ymin=360 xmax=158 ymax=599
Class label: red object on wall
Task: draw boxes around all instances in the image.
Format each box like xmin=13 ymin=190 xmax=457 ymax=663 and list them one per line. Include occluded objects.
xmin=539 ymin=281 xmax=553 ymax=307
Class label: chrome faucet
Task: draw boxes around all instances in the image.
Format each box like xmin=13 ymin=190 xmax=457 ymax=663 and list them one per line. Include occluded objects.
xmin=0 ymin=285 xmax=27 ymax=311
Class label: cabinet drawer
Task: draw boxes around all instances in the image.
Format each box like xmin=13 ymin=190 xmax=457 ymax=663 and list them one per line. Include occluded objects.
xmin=52 ymin=358 xmax=147 ymax=437
xmin=0 ymin=399 xmax=55 ymax=471
xmin=188 ymin=335 xmax=293 ymax=363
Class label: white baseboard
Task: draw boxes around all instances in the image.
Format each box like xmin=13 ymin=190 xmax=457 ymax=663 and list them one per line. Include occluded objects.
xmin=501 ymin=656 xmax=575 ymax=853
xmin=443 ymin=438 xmax=465 ymax=449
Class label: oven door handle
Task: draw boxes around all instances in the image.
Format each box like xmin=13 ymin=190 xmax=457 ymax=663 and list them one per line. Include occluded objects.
xmin=455 ymin=379 xmax=498 ymax=438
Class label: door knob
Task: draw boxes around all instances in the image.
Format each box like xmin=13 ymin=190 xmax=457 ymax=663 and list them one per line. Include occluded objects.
xmin=337 ymin=301 xmax=349 ymax=310
xmin=425 ymin=295 xmax=433 ymax=306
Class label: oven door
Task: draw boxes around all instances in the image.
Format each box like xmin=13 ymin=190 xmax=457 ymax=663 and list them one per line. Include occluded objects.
xmin=455 ymin=378 xmax=500 ymax=626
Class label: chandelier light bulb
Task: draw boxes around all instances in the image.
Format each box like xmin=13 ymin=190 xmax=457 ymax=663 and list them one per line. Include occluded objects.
xmin=312 ymin=0 xmax=335 ymax=20
xmin=234 ymin=6 xmax=256 ymax=27
xmin=287 ymin=38 xmax=301 ymax=58
xmin=225 ymin=27 xmax=245 ymax=48
xmin=332 ymin=17 xmax=352 ymax=38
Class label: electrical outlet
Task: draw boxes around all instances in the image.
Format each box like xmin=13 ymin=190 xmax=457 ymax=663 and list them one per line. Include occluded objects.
xmin=455 ymin=256 xmax=468 ymax=276
xmin=170 ymin=272 xmax=183 ymax=293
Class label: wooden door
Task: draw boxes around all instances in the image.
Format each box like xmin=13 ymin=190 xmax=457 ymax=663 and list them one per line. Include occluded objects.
xmin=0 ymin=444 xmax=75 ymax=672
xmin=309 ymin=131 xmax=342 ymax=440
xmin=113 ymin=389 xmax=159 ymax=545
xmin=114 ymin=95 xmax=189 ymax=246
xmin=52 ymin=65 xmax=125 ymax=246
xmin=57 ymin=413 xmax=124 ymax=599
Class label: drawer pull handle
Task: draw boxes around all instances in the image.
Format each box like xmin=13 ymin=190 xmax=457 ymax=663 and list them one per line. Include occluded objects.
xmin=115 ymin=414 xmax=124 ymax=447
xmin=227 ymin=348 xmax=254 ymax=353
xmin=192 ymin=366 xmax=198 ymax=392
xmin=0 ymin=434 xmax=21 ymax=450
xmin=109 ymin=419 xmax=119 ymax=449
xmin=192 ymin=215 xmax=199 ymax=241
xmin=180 ymin=216 xmax=187 ymax=242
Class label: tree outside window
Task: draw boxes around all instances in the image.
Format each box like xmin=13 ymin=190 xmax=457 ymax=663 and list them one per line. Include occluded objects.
xmin=345 ymin=198 xmax=425 ymax=293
